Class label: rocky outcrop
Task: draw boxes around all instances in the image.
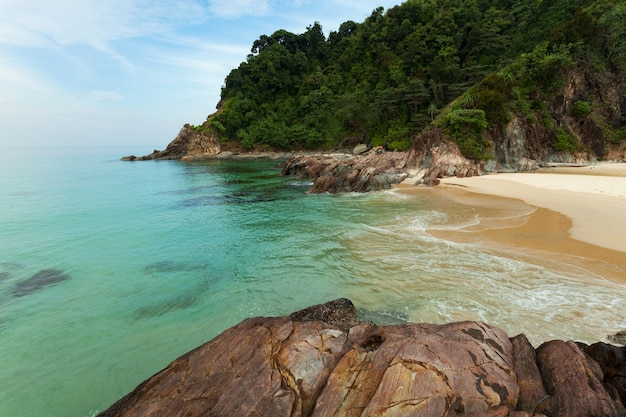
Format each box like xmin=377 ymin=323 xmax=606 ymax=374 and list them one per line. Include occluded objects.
xmin=535 ymin=340 xmax=625 ymax=417
xmin=490 ymin=68 xmax=626 ymax=170
xmin=122 ymin=124 xmax=221 ymax=161
xmin=281 ymin=131 xmax=485 ymax=193
xmin=281 ymin=147 xmax=412 ymax=193
xmin=97 ymin=299 xmax=626 ymax=417
xmin=410 ymin=128 xmax=484 ymax=186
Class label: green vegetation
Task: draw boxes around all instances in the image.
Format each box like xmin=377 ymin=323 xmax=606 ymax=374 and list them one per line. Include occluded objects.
xmin=436 ymin=108 xmax=491 ymax=159
xmin=572 ymin=101 xmax=591 ymax=119
xmin=553 ymin=127 xmax=579 ymax=152
xmin=199 ymin=0 xmax=626 ymax=159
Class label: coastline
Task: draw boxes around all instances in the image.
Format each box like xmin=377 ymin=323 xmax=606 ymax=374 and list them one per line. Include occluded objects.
xmin=396 ymin=162 xmax=626 ymax=283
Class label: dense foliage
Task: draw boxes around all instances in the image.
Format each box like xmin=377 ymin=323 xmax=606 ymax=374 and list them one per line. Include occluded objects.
xmin=201 ymin=0 xmax=626 ymax=159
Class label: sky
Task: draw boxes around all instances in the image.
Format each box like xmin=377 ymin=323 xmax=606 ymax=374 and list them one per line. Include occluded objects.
xmin=0 ymin=0 xmax=402 ymax=150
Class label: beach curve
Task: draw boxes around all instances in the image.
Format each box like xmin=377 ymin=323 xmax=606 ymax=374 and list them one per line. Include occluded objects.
xmin=437 ymin=163 xmax=626 ymax=253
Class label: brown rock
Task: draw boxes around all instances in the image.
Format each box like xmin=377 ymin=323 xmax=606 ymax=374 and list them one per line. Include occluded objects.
xmin=132 ymin=124 xmax=221 ymax=160
xmin=309 ymin=321 xmax=519 ymax=417
xmin=510 ymin=334 xmax=548 ymax=412
xmin=536 ymin=340 xmax=626 ymax=417
xmin=585 ymin=342 xmax=626 ymax=408
xmin=282 ymin=150 xmax=412 ymax=193
xmin=97 ymin=299 xmax=626 ymax=417
xmin=97 ymin=315 xmax=350 ymax=417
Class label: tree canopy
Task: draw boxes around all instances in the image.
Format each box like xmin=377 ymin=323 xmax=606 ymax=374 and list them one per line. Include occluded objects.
xmin=201 ymin=0 xmax=626 ymax=159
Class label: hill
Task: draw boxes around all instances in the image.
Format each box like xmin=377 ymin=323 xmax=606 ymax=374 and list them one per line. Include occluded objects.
xmin=138 ymin=0 xmax=626 ymax=175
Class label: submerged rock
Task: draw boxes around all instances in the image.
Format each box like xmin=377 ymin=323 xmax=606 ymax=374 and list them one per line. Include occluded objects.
xmin=608 ymin=330 xmax=626 ymax=346
xmin=95 ymin=298 xmax=626 ymax=417
xmin=11 ymin=269 xmax=70 ymax=297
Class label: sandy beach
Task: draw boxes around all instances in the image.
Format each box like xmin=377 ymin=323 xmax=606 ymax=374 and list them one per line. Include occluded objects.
xmin=397 ymin=162 xmax=626 ymax=282
xmin=439 ymin=163 xmax=626 ymax=251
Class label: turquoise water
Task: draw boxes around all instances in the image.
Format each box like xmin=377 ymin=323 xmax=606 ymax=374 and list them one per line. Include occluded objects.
xmin=1 ymin=147 xmax=626 ymax=417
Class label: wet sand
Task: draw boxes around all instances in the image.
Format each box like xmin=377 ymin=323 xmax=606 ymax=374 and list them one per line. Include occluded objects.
xmin=396 ymin=163 xmax=626 ymax=283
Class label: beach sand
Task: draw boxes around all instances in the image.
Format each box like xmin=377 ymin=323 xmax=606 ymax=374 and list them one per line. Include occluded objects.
xmin=396 ymin=162 xmax=626 ymax=283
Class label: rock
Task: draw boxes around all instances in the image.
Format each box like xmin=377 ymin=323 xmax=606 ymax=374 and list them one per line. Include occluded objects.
xmin=129 ymin=124 xmax=220 ymax=160
xmin=290 ymin=298 xmax=359 ymax=331
xmin=97 ymin=299 xmax=626 ymax=417
xmin=536 ymin=340 xmax=626 ymax=416
xmin=97 ymin=301 xmax=354 ymax=417
xmin=11 ymin=269 xmax=70 ymax=297
xmin=311 ymin=321 xmax=518 ymax=417
xmin=410 ymin=128 xmax=483 ymax=186
xmin=353 ymin=144 xmax=369 ymax=155
xmin=510 ymin=334 xmax=548 ymax=413
xmin=282 ymin=150 xmax=413 ymax=193
xmin=585 ymin=342 xmax=626 ymax=408
xmin=609 ymin=331 xmax=626 ymax=346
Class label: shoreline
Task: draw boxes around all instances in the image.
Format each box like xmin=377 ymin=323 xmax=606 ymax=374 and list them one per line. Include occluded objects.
xmin=395 ymin=162 xmax=626 ymax=283
xmin=439 ymin=166 xmax=626 ymax=252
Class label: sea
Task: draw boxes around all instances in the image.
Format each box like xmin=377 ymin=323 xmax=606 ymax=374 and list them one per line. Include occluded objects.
xmin=1 ymin=146 xmax=626 ymax=417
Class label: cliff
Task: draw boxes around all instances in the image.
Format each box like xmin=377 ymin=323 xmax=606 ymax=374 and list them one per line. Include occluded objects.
xmin=97 ymin=299 xmax=626 ymax=417
xmin=122 ymin=124 xmax=221 ymax=161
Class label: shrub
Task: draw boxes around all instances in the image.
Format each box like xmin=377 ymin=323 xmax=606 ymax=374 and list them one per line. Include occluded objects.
xmin=388 ymin=138 xmax=412 ymax=151
xmin=553 ymin=127 xmax=578 ymax=152
xmin=610 ymin=127 xmax=626 ymax=144
xmin=572 ymin=100 xmax=591 ymax=119
xmin=472 ymin=73 xmax=512 ymax=124
xmin=209 ymin=119 xmax=226 ymax=134
xmin=370 ymin=133 xmax=387 ymax=148
xmin=437 ymin=109 xmax=491 ymax=159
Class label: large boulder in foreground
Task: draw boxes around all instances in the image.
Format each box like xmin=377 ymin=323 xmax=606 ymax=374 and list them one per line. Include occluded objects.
xmin=97 ymin=299 xmax=626 ymax=417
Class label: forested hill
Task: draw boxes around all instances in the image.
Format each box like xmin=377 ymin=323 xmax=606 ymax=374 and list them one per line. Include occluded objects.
xmin=193 ymin=0 xmax=626 ymax=163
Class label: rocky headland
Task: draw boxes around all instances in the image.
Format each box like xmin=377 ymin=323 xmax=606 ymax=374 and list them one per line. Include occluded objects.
xmin=121 ymin=125 xmax=490 ymax=193
xmin=97 ymin=299 xmax=626 ymax=417
xmin=122 ymin=119 xmax=625 ymax=194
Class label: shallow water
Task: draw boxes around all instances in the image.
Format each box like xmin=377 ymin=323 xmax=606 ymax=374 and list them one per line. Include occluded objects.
xmin=1 ymin=147 xmax=625 ymax=417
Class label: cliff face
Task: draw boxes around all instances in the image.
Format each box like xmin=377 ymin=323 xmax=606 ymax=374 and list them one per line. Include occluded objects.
xmin=126 ymin=124 xmax=221 ymax=161
xmin=490 ymin=67 xmax=626 ymax=171
xmin=97 ymin=299 xmax=626 ymax=417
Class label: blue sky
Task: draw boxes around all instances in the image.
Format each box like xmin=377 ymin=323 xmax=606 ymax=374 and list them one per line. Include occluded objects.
xmin=0 ymin=0 xmax=401 ymax=150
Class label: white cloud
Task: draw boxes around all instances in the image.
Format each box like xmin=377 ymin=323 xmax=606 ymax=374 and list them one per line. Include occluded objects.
xmin=0 ymin=0 xmax=208 ymax=48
